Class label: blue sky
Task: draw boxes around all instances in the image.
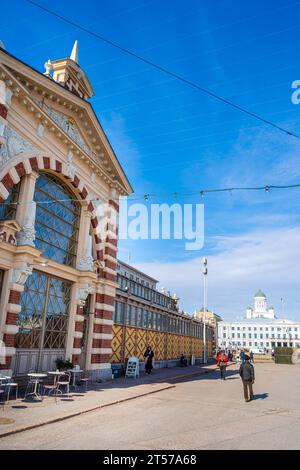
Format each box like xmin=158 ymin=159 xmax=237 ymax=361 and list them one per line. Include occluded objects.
xmin=2 ymin=0 xmax=300 ymax=319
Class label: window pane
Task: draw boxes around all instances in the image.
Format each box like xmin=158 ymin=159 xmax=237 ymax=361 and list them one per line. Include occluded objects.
xmin=0 ymin=181 xmax=21 ymax=221
xmin=34 ymin=173 xmax=80 ymax=267
xmin=43 ymin=277 xmax=71 ymax=349
xmin=131 ymin=306 xmax=136 ymax=326
xmin=117 ymin=302 xmax=124 ymax=324
xmin=16 ymin=271 xmax=71 ymax=350
xmin=126 ymin=304 xmax=131 ymax=325
xmin=143 ymin=310 xmax=149 ymax=328
xmin=137 ymin=308 xmax=143 ymax=328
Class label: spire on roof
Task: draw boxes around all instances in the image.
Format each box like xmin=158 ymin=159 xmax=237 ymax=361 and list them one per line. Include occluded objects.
xmin=0 ymin=40 xmax=5 ymax=50
xmin=70 ymin=40 xmax=78 ymax=64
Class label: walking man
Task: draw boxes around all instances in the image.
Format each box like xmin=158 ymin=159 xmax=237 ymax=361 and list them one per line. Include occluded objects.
xmin=239 ymin=354 xmax=255 ymax=402
xmin=250 ymin=351 xmax=254 ymax=364
xmin=217 ymin=350 xmax=228 ymax=380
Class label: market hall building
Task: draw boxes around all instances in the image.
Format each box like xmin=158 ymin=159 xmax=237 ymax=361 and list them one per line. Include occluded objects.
xmin=113 ymin=260 xmax=214 ymax=369
xmin=0 ymin=41 xmax=132 ymax=380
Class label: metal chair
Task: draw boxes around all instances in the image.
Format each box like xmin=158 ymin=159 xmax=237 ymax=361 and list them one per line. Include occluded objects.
xmin=56 ymin=372 xmax=71 ymax=397
xmin=4 ymin=376 xmax=18 ymax=402
xmin=0 ymin=386 xmax=5 ymax=411
xmin=80 ymin=374 xmax=91 ymax=392
xmin=42 ymin=375 xmax=58 ymax=398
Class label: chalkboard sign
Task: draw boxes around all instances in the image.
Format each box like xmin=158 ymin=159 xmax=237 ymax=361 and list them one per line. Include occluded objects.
xmin=125 ymin=357 xmax=139 ymax=378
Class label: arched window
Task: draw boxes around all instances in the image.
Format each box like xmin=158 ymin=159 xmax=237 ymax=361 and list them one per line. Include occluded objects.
xmin=0 ymin=181 xmax=21 ymax=221
xmin=34 ymin=173 xmax=80 ymax=267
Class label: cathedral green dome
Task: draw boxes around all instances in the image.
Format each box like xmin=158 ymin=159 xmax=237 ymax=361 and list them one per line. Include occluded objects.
xmin=254 ymin=289 xmax=266 ymax=298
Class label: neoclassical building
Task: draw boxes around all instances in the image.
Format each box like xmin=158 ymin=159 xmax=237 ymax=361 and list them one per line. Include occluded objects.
xmin=0 ymin=41 xmax=132 ymax=379
xmin=218 ymin=291 xmax=300 ymax=351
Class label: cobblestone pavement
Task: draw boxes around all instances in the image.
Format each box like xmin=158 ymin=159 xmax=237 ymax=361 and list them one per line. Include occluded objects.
xmin=1 ymin=363 xmax=299 ymax=450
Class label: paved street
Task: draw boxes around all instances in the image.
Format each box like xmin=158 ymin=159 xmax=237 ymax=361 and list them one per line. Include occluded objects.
xmin=0 ymin=363 xmax=299 ymax=450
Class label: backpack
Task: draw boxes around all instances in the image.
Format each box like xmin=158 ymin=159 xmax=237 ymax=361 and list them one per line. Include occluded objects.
xmin=219 ymin=354 xmax=226 ymax=366
xmin=242 ymin=363 xmax=253 ymax=381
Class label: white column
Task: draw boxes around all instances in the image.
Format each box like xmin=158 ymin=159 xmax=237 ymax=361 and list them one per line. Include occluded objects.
xmin=16 ymin=173 xmax=38 ymax=247
xmin=78 ymin=208 xmax=94 ymax=272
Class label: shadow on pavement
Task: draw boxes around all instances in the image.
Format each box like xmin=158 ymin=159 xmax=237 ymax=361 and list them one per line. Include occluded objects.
xmin=252 ymin=393 xmax=269 ymax=400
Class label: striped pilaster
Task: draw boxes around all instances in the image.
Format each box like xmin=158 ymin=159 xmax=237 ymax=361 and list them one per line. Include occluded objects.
xmin=1 ymin=283 xmax=24 ymax=371
xmin=72 ymin=304 xmax=84 ymax=365
xmin=91 ymin=289 xmax=115 ymax=371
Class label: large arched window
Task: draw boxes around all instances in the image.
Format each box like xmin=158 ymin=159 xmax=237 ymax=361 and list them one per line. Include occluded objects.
xmin=34 ymin=173 xmax=80 ymax=267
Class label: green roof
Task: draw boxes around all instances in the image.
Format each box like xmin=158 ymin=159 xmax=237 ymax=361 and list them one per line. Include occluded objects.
xmin=254 ymin=289 xmax=266 ymax=298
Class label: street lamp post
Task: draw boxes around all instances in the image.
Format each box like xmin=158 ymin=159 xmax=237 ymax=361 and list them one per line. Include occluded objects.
xmin=202 ymin=257 xmax=208 ymax=364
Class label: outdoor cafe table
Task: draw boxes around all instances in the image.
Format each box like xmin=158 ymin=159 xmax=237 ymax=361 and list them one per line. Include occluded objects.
xmin=68 ymin=369 xmax=83 ymax=389
xmin=47 ymin=371 xmax=61 ymax=385
xmin=0 ymin=376 xmax=10 ymax=382
xmin=26 ymin=373 xmax=47 ymax=400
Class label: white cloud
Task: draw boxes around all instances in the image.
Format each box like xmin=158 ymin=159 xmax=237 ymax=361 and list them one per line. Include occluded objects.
xmin=133 ymin=226 xmax=300 ymax=321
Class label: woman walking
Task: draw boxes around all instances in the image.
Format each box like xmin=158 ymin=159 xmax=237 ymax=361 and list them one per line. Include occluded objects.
xmin=144 ymin=346 xmax=154 ymax=374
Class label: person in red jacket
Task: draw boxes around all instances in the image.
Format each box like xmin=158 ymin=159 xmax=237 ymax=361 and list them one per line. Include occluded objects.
xmin=217 ymin=350 xmax=229 ymax=380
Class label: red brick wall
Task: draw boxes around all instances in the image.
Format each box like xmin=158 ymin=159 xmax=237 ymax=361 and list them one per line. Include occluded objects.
xmin=5 ymin=312 xmax=18 ymax=325
xmin=1 ymin=173 xmax=14 ymax=191
xmin=92 ymin=339 xmax=111 ymax=349
xmin=75 ymin=321 xmax=83 ymax=332
xmin=93 ymin=323 xmax=112 ymax=334
xmin=96 ymin=294 xmax=114 ymax=305
xmin=8 ymin=290 xmax=21 ymax=304
xmin=94 ymin=309 xmax=113 ymax=320
xmin=91 ymin=354 xmax=111 ymax=364
xmin=3 ymin=334 xmax=15 ymax=347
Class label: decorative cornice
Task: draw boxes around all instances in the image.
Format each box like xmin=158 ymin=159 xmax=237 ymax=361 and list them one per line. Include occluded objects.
xmin=0 ymin=52 xmax=132 ymax=194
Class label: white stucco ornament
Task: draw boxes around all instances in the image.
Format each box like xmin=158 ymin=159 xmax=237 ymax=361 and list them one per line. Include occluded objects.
xmin=0 ymin=80 xmax=6 ymax=105
xmin=12 ymin=264 xmax=33 ymax=286
xmin=36 ymin=123 xmax=45 ymax=138
xmin=44 ymin=60 xmax=53 ymax=77
xmin=17 ymin=201 xmax=36 ymax=247
xmin=5 ymin=89 xmax=13 ymax=106
xmin=79 ymin=234 xmax=94 ymax=272
xmin=66 ymin=150 xmax=75 ymax=179
xmin=44 ymin=105 xmax=90 ymax=154
xmin=0 ymin=118 xmax=5 ymax=145
xmin=77 ymin=283 xmax=92 ymax=306
xmin=0 ymin=127 xmax=38 ymax=169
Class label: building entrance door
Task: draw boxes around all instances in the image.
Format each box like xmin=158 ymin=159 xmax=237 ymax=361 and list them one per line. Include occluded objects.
xmin=13 ymin=270 xmax=72 ymax=375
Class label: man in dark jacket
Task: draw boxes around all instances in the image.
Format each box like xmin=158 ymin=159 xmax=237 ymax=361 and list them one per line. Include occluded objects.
xmin=239 ymin=354 xmax=255 ymax=402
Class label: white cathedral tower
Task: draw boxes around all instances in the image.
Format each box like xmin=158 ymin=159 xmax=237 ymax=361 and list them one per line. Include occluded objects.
xmin=246 ymin=290 xmax=275 ymax=319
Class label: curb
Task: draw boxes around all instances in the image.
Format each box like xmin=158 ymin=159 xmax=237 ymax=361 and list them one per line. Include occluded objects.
xmin=0 ymin=363 xmax=235 ymax=439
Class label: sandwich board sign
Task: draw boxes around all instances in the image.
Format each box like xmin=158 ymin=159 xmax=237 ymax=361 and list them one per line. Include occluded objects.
xmin=125 ymin=357 xmax=139 ymax=378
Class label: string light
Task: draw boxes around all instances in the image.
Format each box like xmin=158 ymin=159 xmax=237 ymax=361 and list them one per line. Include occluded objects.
xmin=0 ymin=182 xmax=299 ymax=206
